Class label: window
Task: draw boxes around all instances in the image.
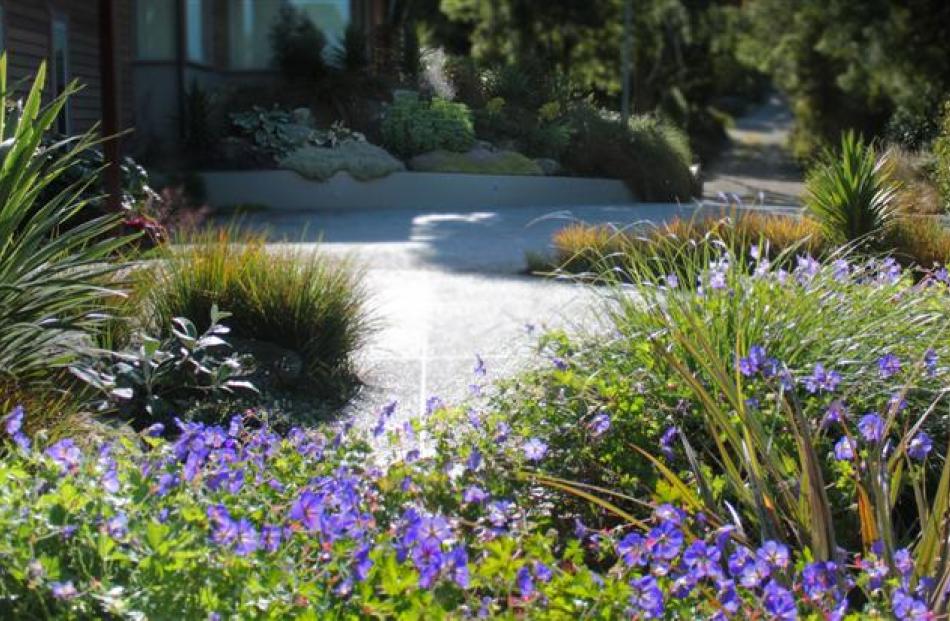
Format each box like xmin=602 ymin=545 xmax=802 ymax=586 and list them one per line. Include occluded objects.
xmin=228 ymin=0 xmax=351 ymax=70
xmin=186 ymin=0 xmax=213 ymax=63
xmin=51 ymin=17 xmax=69 ymax=134
xmin=135 ymin=0 xmax=175 ymax=60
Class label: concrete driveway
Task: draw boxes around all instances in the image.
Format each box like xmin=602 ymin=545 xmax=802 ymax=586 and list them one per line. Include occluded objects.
xmin=238 ymin=201 xmax=778 ymax=429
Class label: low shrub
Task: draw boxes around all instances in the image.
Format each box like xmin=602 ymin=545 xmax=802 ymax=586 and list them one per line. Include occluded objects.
xmin=229 ymin=106 xmax=321 ymax=161
xmin=70 ymin=306 xmax=256 ymax=426
xmin=884 ymin=216 xmax=950 ymax=268
xmin=408 ymin=148 xmax=542 ymax=175
xmin=380 ymin=92 xmax=475 ymax=158
xmin=934 ymin=100 xmax=950 ymax=212
xmin=280 ymin=140 xmax=405 ymax=181
xmin=136 ymin=228 xmax=370 ymax=398
xmin=562 ymin=104 xmax=695 ymax=202
xmin=531 ymin=213 xmax=826 ymax=278
xmin=805 ymin=131 xmax=899 ymax=245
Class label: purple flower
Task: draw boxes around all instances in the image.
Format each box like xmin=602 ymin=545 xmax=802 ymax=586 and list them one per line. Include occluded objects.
xmin=261 ymin=524 xmax=282 ymax=553
xmin=894 ymin=548 xmax=914 ymax=577
xmin=466 ymin=448 xmax=482 ymax=472
xmin=893 ymin=589 xmax=930 ymax=621
xmin=45 ymin=439 xmax=82 ymax=473
xmin=879 ymin=353 xmax=901 ymax=379
xmin=858 ymin=413 xmax=885 ymax=443
xmin=738 ymin=345 xmax=768 ymax=377
xmin=925 ymin=348 xmax=938 ymax=377
xmin=822 ymin=400 xmax=849 ymax=428
xmin=516 ymin=565 xmax=535 ymax=597
xmin=801 ymin=560 xmax=838 ymax=599
xmin=803 ymin=363 xmax=841 ymax=394
xmin=449 ymin=545 xmax=469 ymax=588
xmin=462 ymin=486 xmax=489 ymax=505
xmin=373 ymin=401 xmax=397 ymax=437
xmin=353 ymin=543 xmax=373 ymax=580
xmin=234 ymin=518 xmax=259 ymax=556
xmin=50 ymin=580 xmax=79 ymax=601
xmin=617 ymin=532 xmax=649 ymax=566
xmin=796 ymin=254 xmax=821 ymax=283
xmin=682 ymin=541 xmax=722 ymax=580
xmin=659 ymin=426 xmax=678 ymax=459
xmin=551 ymin=357 xmax=568 ymax=371
xmin=832 ymin=258 xmax=850 ymax=282
xmin=588 ymin=412 xmax=611 ymax=437
xmin=3 ymin=405 xmax=24 ymax=436
xmin=289 ymin=491 xmax=322 ymax=531
xmin=646 ymin=521 xmax=683 ymax=560
xmin=834 ymin=436 xmax=857 ymax=461
xmin=665 ymin=273 xmax=679 ymax=288
xmin=411 ymin=539 xmax=444 ymax=588
xmin=473 ymin=355 xmax=486 ymax=378
xmin=629 ymin=575 xmax=664 ymax=618
xmin=534 ymin=561 xmax=553 ymax=583
xmin=522 ymin=438 xmax=548 ymax=461
xmin=907 ymin=432 xmax=933 ymax=461
xmin=762 ymin=580 xmax=797 ymax=620
xmin=105 ymin=513 xmax=128 ymax=539
xmin=756 ymin=540 xmax=790 ymax=569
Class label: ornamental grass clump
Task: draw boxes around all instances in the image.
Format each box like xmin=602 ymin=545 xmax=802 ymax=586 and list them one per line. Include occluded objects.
xmin=137 ymin=227 xmax=370 ymax=397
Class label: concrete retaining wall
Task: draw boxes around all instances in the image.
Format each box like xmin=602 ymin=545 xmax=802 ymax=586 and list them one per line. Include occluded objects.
xmin=200 ymin=170 xmax=636 ymax=211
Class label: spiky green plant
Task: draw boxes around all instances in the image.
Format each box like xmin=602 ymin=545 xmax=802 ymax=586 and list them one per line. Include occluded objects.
xmin=0 ymin=55 xmax=132 ymax=386
xmin=805 ymin=131 xmax=899 ymax=245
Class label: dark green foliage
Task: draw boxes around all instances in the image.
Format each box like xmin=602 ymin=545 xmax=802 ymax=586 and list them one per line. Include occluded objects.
xmin=269 ymin=5 xmax=328 ymax=83
xmin=934 ymin=102 xmax=950 ymax=212
xmin=182 ymin=80 xmax=219 ymax=166
xmin=331 ymin=23 xmax=369 ymax=74
xmin=380 ymin=92 xmax=475 ymax=158
xmin=742 ymin=0 xmax=950 ymax=159
xmin=562 ymin=104 xmax=695 ymax=202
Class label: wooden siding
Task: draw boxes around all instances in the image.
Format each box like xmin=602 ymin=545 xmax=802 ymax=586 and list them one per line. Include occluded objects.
xmin=1 ymin=0 xmax=132 ymax=136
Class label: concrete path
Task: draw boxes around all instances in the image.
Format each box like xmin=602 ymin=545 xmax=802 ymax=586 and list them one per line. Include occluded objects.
xmin=242 ymin=202 xmax=716 ymax=429
xmin=703 ymin=94 xmax=805 ymax=206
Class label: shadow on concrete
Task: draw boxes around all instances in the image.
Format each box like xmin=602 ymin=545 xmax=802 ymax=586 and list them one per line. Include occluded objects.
xmin=225 ymin=203 xmax=715 ymax=274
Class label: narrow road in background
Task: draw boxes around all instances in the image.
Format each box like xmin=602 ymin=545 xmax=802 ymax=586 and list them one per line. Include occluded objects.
xmin=702 ymin=94 xmax=805 ymax=206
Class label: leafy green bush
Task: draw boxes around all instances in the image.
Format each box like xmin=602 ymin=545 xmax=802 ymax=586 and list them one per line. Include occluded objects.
xmin=137 ymin=228 xmax=370 ymax=398
xmin=805 ymin=131 xmax=899 ymax=245
xmin=280 ymin=140 xmax=404 ymax=181
xmin=0 ymin=57 xmax=133 ymax=388
xmin=408 ymin=148 xmax=542 ymax=175
xmin=934 ymin=100 xmax=950 ymax=212
xmin=380 ymin=92 xmax=475 ymax=158
xmin=229 ymin=106 xmax=320 ymax=160
xmin=562 ymin=105 xmax=695 ymax=201
xmin=70 ymin=306 xmax=255 ymax=425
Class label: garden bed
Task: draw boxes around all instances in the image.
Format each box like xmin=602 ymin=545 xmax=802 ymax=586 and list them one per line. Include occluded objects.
xmin=200 ymin=170 xmax=636 ymax=211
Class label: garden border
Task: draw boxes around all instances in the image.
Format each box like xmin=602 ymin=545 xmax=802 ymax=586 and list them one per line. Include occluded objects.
xmin=200 ymin=170 xmax=636 ymax=211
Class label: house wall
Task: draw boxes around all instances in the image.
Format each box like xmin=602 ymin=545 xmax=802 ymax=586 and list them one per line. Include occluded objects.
xmin=1 ymin=0 xmax=133 ymax=137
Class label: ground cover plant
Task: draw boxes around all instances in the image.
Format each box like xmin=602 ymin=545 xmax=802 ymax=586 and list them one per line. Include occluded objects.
xmin=134 ymin=227 xmax=370 ymax=402
xmin=4 ymin=248 xmax=950 ymax=617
